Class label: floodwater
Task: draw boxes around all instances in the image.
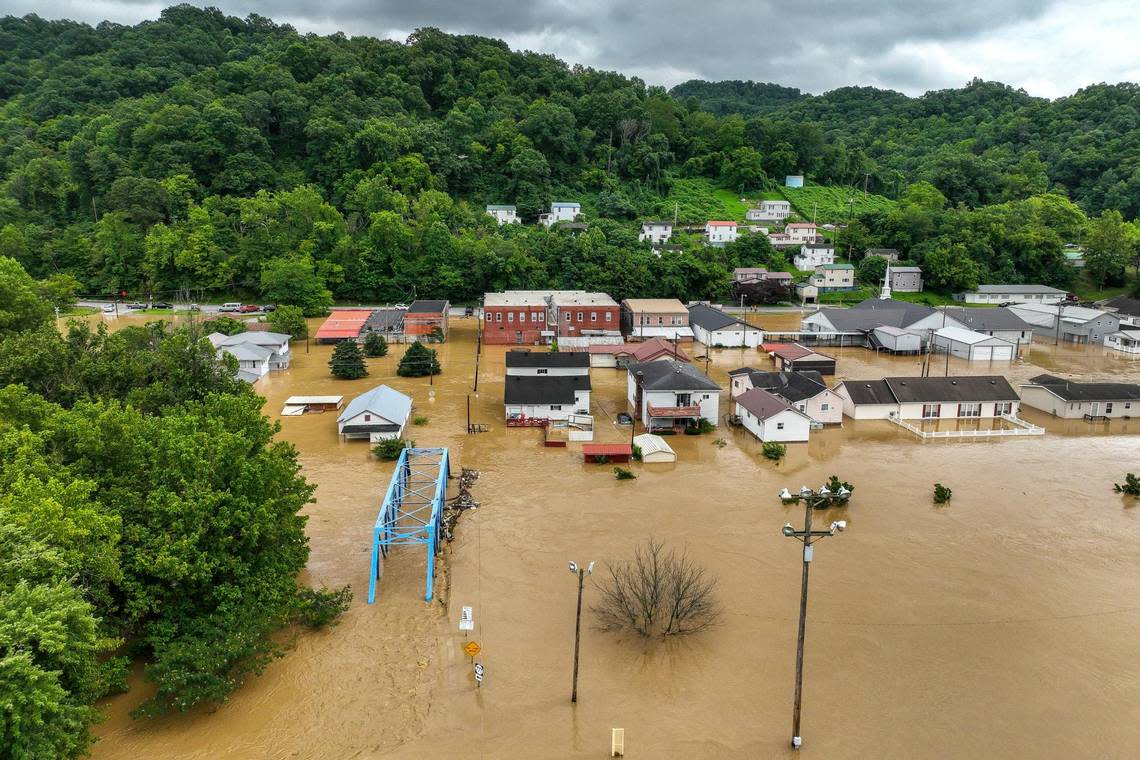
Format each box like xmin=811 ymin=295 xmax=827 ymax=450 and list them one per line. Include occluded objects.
xmin=83 ymin=311 xmax=1140 ymax=759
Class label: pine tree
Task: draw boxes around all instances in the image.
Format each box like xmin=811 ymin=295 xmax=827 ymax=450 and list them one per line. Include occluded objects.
xmin=397 ymin=341 xmax=441 ymax=377
xmin=329 ymin=340 xmax=368 ymax=379
xmin=363 ymin=332 xmax=388 ymax=357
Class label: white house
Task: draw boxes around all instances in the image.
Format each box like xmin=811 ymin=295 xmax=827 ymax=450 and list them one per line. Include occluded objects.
xmin=793 ymin=242 xmax=835 ymax=270
xmin=539 ymin=202 xmax=581 ymax=227
xmin=687 ymin=304 xmax=764 ymax=348
xmin=639 ymin=220 xmax=673 ymax=244
xmin=218 ymin=343 xmax=272 ymax=383
xmin=786 ymin=222 xmax=817 ymax=243
xmin=766 ymin=232 xmax=796 ymax=248
xmin=955 ymin=284 xmax=1069 ymax=305
xmin=1019 ymin=374 xmax=1140 ymax=419
xmin=216 ymin=331 xmax=292 ymax=371
xmin=486 ymin=204 xmax=519 ymax=225
xmin=810 ymin=264 xmax=855 ymax=291
xmin=504 ymin=350 xmax=591 ymax=421
xmin=337 ymin=385 xmax=413 ymax=441
xmin=835 ymin=376 xmax=1020 ymax=421
xmin=705 ymin=221 xmax=738 ymax=246
xmin=728 ymin=368 xmax=842 ymax=425
xmin=932 ymin=326 xmax=1016 ymax=361
xmin=627 ymin=360 xmax=720 ymax=431
xmin=1105 ymin=329 xmax=1140 ymax=355
xmin=746 ymin=200 xmax=792 ymax=222
xmin=735 ymin=388 xmax=813 ymax=443
xmin=941 ymin=308 xmax=1034 ymax=352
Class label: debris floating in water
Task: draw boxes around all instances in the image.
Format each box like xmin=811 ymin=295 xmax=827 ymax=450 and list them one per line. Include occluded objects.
xmin=442 ymin=467 xmax=480 ymax=540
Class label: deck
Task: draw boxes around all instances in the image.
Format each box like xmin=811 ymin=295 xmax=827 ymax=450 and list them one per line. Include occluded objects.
xmin=888 ymin=413 xmax=1045 ymax=439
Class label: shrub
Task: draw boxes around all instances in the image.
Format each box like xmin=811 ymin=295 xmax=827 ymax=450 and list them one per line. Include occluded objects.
xmin=631 ymin=444 xmax=643 ymax=461
xmin=825 ymin=475 xmax=854 ymax=494
xmin=205 ymin=316 xmax=246 ymax=335
xmin=1114 ymin=473 xmax=1140 ymax=497
xmin=933 ymin=483 xmax=953 ymax=504
xmin=592 ymin=540 xmax=719 ymax=638
xmin=292 ymin=586 xmax=353 ymax=628
xmin=697 ymin=417 xmax=716 ymax=434
xmin=329 ymin=340 xmax=368 ymax=379
xmin=397 ymin=341 xmax=440 ymax=377
xmin=428 ymin=326 xmax=445 ymax=343
xmin=683 ymin=426 xmax=701 ymax=435
xmin=762 ymin=441 xmax=787 ymax=460
xmin=614 ymin=467 xmax=636 ymax=480
xmin=413 ymin=415 xmax=429 ymax=426
xmin=372 ymin=438 xmax=414 ymax=460
xmin=363 ymin=332 xmax=388 ymax=357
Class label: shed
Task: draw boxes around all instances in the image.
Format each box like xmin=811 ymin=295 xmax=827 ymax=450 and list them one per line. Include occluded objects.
xmin=582 ymin=443 xmax=632 ymax=463
xmin=933 ymin=326 xmax=1015 ymax=361
xmin=281 ymin=395 xmax=344 ymax=416
xmin=765 ymin=343 xmax=837 ymax=375
xmin=633 ymin=434 xmax=676 ymax=463
xmin=337 ymin=385 xmax=412 ymax=441
xmin=872 ymin=325 xmax=923 ymax=354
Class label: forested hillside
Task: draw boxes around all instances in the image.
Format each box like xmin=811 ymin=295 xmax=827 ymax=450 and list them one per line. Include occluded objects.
xmin=0 ymin=5 xmax=1137 ymax=309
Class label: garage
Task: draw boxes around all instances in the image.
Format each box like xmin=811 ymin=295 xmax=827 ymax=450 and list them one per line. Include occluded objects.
xmin=932 ymin=326 xmax=1015 ymax=362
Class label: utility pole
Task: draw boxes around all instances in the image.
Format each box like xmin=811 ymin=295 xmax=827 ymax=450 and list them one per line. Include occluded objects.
xmin=568 ymin=560 xmax=594 ymax=703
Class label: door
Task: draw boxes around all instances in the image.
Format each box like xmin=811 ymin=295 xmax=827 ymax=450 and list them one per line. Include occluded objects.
xmin=973 ymin=346 xmax=992 ymax=361
xmin=991 ymin=345 xmax=1013 ymax=361
xmin=515 ymin=331 xmax=523 ymax=344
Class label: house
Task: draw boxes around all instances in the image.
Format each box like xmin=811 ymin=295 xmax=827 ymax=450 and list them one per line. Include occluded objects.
xmin=727 ymin=368 xmax=842 ymax=424
xmin=734 ymin=267 xmax=769 ymax=284
xmin=802 ymin=298 xmax=964 ymax=344
xmin=1102 ymin=296 xmax=1140 ymax=325
xmin=404 ymin=300 xmax=449 ymax=341
xmin=889 ymin=266 xmax=923 ymax=292
xmin=585 ymin=337 xmax=688 ymax=368
xmin=746 ymin=200 xmax=792 ymax=222
xmin=627 ymin=360 xmax=720 ymax=431
xmin=639 ymin=221 xmax=673 ymax=244
xmin=705 ymin=221 xmax=739 ymax=246
xmin=337 ymin=385 xmax=413 ymax=441
xmin=219 ymin=342 xmax=272 ymax=383
xmin=785 ymin=175 xmax=804 ymax=188
xmin=735 ymin=389 xmax=813 ymax=442
xmin=766 ymin=271 xmax=794 ymax=287
xmin=795 ymin=282 xmax=818 ymax=304
xmin=793 ymin=242 xmax=835 ymax=270
xmin=766 ymin=232 xmax=796 ymax=248
xmin=316 ymin=308 xmax=373 ymax=343
xmin=1105 ymin=328 xmax=1140 ymax=355
xmin=621 ymin=298 xmax=693 ymax=341
xmin=786 ymin=222 xmax=818 ymax=243
xmin=834 ymin=376 xmax=1020 ymax=420
xmin=865 ymin=248 xmax=901 ymax=262
xmin=809 ymin=263 xmax=855 ymax=291
xmin=765 ymin=343 xmax=837 ymax=374
xmin=504 ymin=350 xmax=591 ymax=421
xmin=955 ymin=284 xmax=1069 ymax=305
xmin=216 ymin=331 xmax=292 ymax=381
xmin=871 ymin=326 xmax=923 ymax=354
xmin=539 ymin=201 xmax=581 ymax=227
xmin=1006 ymin=302 xmax=1120 ymax=344
xmin=363 ymin=308 xmax=406 ymax=340
xmin=1019 ymin=374 xmax=1140 ymax=419
xmin=486 ymin=204 xmax=518 ymax=225
xmin=548 ymin=292 xmax=621 ymax=346
xmin=687 ymin=304 xmax=764 ymax=348
xmin=932 ymin=326 xmax=1016 ymax=361
xmin=632 ymin=433 xmax=676 ymax=463
xmin=940 ymin=308 xmax=1034 ymax=352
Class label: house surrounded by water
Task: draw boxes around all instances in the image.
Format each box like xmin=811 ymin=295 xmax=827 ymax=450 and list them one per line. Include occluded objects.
xmin=627 ymin=359 xmax=720 ymax=432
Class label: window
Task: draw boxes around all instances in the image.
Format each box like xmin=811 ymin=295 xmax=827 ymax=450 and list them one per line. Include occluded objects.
xmin=676 ymin=393 xmax=692 ymax=406
xmin=539 ymin=312 xmax=545 ymax=322
xmin=550 ymin=405 xmax=562 ymax=411
xmin=922 ymin=404 xmax=940 ymax=419
xmin=1126 ymin=402 xmax=1132 ymax=409
xmin=1106 ymin=402 xmax=1114 ymax=413
xmin=537 ymin=369 xmax=548 ymax=375
xmin=995 ymin=402 xmax=1012 ymax=415
xmin=797 ymin=405 xmax=806 ymax=412
xmin=577 ymin=312 xmax=584 ymax=321
xmin=508 ymin=312 xmax=514 ymax=322
xmin=363 ymin=414 xmax=371 ymax=422
xmin=777 ymin=422 xmax=785 ymax=430
xmin=821 ymin=403 xmax=829 ymax=411
xmin=605 ymin=313 xmax=612 ymax=321
xmin=564 ymin=312 xmax=570 ymax=322
xmin=495 ymin=312 xmax=502 ymax=322
xmin=958 ymin=403 xmax=982 ymax=418
xmin=590 ymin=312 xmax=597 ymax=321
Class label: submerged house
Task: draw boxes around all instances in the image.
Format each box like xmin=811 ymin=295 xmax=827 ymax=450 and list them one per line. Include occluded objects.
xmin=932 ymin=326 xmax=1016 ymax=361
xmin=764 ymin=343 xmax=837 ymax=374
xmin=1006 ymin=302 xmax=1119 ymax=345
xmin=504 ymin=350 xmax=591 ymax=421
xmin=728 ymin=368 xmax=842 ymax=425
xmin=585 ymin=337 xmax=688 ymax=368
xmin=627 ymin=360 xmax=720 ymax=431
xmin=1019 ymin=374 xmax=1140 ymax=419
xmin=734 ymin=388 xmax=814 ymax=443
xmin=337 ymin=385 xmax=413 ymax=441
xmin=687 ymin=304 xmax=764 ymax=348
xmin=834 ymin=376 xmax=1020 ymax=420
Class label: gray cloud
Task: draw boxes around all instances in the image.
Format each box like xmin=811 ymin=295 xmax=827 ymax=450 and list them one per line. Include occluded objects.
xmin=5 ymin=0 xmax=1139 ymax=96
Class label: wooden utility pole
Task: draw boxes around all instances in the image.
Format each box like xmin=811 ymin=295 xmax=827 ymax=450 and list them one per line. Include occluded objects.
xmin=790 ymin=497 xmax=812 ymax=746
xmin=571 ymin=566 xmax=586 ymax=703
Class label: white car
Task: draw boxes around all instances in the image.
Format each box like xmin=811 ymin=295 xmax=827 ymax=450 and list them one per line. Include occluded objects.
xmin=102 ymin=305 xmax=116 ymax=313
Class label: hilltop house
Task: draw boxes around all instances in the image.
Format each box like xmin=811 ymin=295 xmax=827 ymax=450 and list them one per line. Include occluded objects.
xmin=728 ymin=368 xmax=842 ymax=424
xmin=793 ymin=242 xmax=835 ymax=270
xmin=504 ymin=350 xmax=591 ymax=421
xmin=621 ymin=298 xmax=693 ymax=341
xmin=955 ymin=284 xmax=1069 ymax=305
xmin=539 ymin=202 xmax=581 ymax=227
xmin=835 ymin=376 xmax=1020 ymax=420
xmin=746 ymin=200 xmax=792 ymax=222
xmin=639 ymin=221 xmax=673 ymax=244
xmin=735 ymin=388 xmax=814 ymax=443
xmin=687 ymin=304 xmax=764 ymax=348
xmin=1006 ymin=302 xmax=1120 ymax=344
xmin=734 ymin=267 xmax=768 ymax=284
xmin=486 ymin=204 xmax=518 ymax=225
xmin=786 ymin=222 xmax=818 ymax=243
xmin=337 ymin=385 xmax=413 ymax=441
xmin=1019 ymin=374 xmax=1140 ymax=419
xmin=889 ymin=266 xmax=924 ymax=292
xmin=809 ymin=263 xmax=855 ymax=291
xmin=627 ymin=360 xmax=720 ymax=431
xmin=705 ymin=221 xmax=739 ymax=246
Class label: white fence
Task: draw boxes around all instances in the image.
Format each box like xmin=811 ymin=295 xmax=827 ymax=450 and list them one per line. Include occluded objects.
xmin=888 ymin=413 xmax=1044 ymax=439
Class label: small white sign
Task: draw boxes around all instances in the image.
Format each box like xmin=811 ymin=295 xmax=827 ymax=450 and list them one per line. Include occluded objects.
xmin=474 ymin=663 xmax=484 ymax=682
xmin=459 ymin=619 xmax=474 ymax=631
xmin=461 ymin=606 xmax=473 ymax=621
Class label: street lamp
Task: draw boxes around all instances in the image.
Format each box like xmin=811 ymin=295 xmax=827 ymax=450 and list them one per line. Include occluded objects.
xmin=779 ymin=485 xmax=849 ymax=749
xmin=568 ymin=559 xmax=595 ymax=703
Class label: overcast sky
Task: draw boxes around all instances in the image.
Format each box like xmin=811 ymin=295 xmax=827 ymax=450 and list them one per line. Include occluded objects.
xmin=7 ymin=0 xmax=1140 ymax=97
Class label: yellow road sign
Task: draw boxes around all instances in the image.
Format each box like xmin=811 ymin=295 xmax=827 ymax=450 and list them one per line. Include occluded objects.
xmin=463 ymin=641 xmax=481 ymax=658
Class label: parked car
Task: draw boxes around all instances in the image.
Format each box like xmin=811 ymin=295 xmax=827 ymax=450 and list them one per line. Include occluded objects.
xmin=188 ymin=304 xmax=201 ymax=312
xmin=239 ymin=304 xmax=260 ymax=313
xmin=126 ymin=302 xmax=146 ymax=310
xmin=102 ymin=305 xmax=116 ymax=314
xmin=616 ymin=412 xmax=634 ymax=425
xmin=260 ymin=304 xmax=276 ymax=312
xmin=219 ymin=302 xmax=242 ymax=312
xmin=152 ymin=302 xmax=172 ymax=309
xmin=392 ymin=303 xmax=409 ymax=310
xmin=464 ymin=306 xmax=474 ymax=317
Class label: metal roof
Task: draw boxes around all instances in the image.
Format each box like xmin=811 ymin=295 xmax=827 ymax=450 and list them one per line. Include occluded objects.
xmin=315 ymin=309 xmax=373 ymax=339
xmin=407 ymin=299 xmax=449 ymax=313
xmin=976 ymin=284 xmax=1068 ymax=294
xmin=622 ymin=298 xmax=688 ymax=312
xmin=941 ymin=307 xmax=1032 ymax=331
xmin=933 ymin=326 xmax=1012 ymax=346
xmin=338 ymin=385 xmax=412 ymax=425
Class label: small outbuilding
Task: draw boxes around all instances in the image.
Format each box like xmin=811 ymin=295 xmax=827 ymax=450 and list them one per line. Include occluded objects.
xmin=764 ymin=343 xmax=837 ymax=374
xmin=872 ymin=326 xmax=923 ymax=354
xmin=582 ymin=443 xmax=632 ymax=463
xmin=633 ymin=433 xmax=676 ymax=463
xmin=337 ymin=385 xmax=413 ymax=441
xmin=932 ymin=326 xmax=1015 ymax=361
xmin=281 ymin=395 xmax=344 ymax=416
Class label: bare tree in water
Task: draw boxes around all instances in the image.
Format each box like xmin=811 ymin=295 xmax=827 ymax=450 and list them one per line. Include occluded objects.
xmin=592 ymin=540 xmax=719 ymax=637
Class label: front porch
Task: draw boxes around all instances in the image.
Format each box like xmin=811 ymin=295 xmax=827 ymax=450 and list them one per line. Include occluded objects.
xmin=646 ymin=404 xmax=703 ymax=431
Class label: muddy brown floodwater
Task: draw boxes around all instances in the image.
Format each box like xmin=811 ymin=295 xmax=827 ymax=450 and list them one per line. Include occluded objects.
xmin=84 ymin=311 xmax=1140 ymax=759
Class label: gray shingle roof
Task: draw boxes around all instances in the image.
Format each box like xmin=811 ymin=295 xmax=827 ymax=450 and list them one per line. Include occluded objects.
xmin=735 ymin=388 xmax=800 ymax=420
xmin=506 ymin=350 xmax=590 ymax=369
xmin=735 ymin=370 xmax=826 ymax=403
xmin=1103 ymin=297 xmax=1140 ymax=317
xmin=687 ymin=304 xmax=759 ymax=332
xmin=628 ymin=360 xmax=720 ymax=391
xmin=884 ymin=376 xmax=1018 ymax=403
xmin=815 ymin=298 xmax=942 ymax=331
xmin=942 ymin=307 xmax=1032 ymax=332
xmin=504 ymin=375 xmax=591 ymax=404
xmin=840 ymin=380 xmax=896 ymax=405
xmin=1026 ymin=374 xmax=1140 ymax=402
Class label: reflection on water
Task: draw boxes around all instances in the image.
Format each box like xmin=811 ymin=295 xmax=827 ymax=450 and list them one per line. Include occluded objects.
xmin=85 ymin=311 xmax=1140 ymax=759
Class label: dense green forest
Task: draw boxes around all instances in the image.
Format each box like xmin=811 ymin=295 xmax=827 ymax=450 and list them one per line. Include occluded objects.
xmin=0 ymin=5 xmax=1137 ymax=312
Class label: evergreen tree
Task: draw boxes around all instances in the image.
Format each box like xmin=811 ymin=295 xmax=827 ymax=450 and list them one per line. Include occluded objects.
xmin=363 ymin=332 xmax=388 ymax=357
xmin=397 ymin=341 xmax=440 ymax=377
xmin=329 ymin=340 xmax=368 ymax=379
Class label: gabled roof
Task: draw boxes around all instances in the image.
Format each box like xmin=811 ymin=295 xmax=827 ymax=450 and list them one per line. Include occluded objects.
xmin=707 ymin=220 xmax=737 ymax=227
xmin=812 ymin=298 xmax=947 ymax=331
xmin=787 ymin=222 xmax=816 ymax=229
xmin=866 ymin=248 xmax=900 ymax=257
xmin=1024 ymin=374 xmax=1140 ymax=402
xmin=628 ymin=360 xmax=720 ymax=391
xmin=885 ymin=376 xmax=1018 ymax=403
xmin=407 ymin=299 xmax=449 ymax=313
xmin=552 ymin=201 xmax=580 ymax=208
xmin=219 ymin=331 xmax=291 ymax=347
xmin=840 ymin=379 xmax=896 ymax=405
xmin=219 ymin=343 xmax=273 ymax=361
xmin=486 ymin=204 xmax=516 ymax=211
xmin=941 ymin=307 xmax=1031 ymax=332
xmin=934 ymin=326 xmax=1011 ymax=346
xmin=891 ymin=266 xmax=923 ymax=273
xmin=586 ymin=338 xmax=689 ymax=362
xmin=1008 ymin=301 xmax=1109 ymax=322
xmin=338 ymin=385 xmax=412 ymax=424
xmin=504 ymin=375 xmax=591 ymax=404
xmin=1103 ymin=296 xmax=1140 ymax=317
xmin=687 ymin=304 xmax=760 ymax=332
xmin=803 ymin=242 xmax=835 ymax=250
xmin=506 ymin=350 xmax=590 ymax=369
xmin=819 ymin=263 xmax=854 ymax=270
xmin=732 ymin=369 xmax=827 ymax=403
xmin=736 ymin=388 xmax=807 ymax=421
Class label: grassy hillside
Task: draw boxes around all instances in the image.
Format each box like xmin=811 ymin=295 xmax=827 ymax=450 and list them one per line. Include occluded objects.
xmin=776 ymin=184 xmax=897 ymax=222
xmin=652 ymin=179 xmax=751 ymax=222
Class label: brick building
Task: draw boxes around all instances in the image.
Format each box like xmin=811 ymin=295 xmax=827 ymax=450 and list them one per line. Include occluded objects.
xmin=403 ymin=299 xmax=450 ymax=341
xmin=482 ymin=291 xmax=619 ymax=346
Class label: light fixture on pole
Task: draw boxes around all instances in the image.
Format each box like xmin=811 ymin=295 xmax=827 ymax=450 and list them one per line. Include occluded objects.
xmin=779 ymin=485 xmax=848 ymax=750
xmin=569 ymin=559 xmax=595 ymax=703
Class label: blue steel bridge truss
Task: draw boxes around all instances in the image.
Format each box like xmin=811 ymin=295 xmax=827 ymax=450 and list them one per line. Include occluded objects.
xmin=367 ymin=447 xmax=449 ymax=604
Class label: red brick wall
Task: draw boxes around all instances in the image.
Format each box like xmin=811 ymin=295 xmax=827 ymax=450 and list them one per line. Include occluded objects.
xmin=404 ymin=312 xmax=447 ymax=336
xmin=554 ymin=305 xmax=620 ymax=337
xmin=483 ymin=306 xmax=548 ymax=344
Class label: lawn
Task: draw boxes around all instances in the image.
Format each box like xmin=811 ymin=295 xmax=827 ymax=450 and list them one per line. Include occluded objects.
xmin=658 ymin=178 xmax=751 ymax=222
xmin=1070 ymin=267 xmax=1135 ymax=302
xmin=775 ymin=184 xmax=896 ymax=223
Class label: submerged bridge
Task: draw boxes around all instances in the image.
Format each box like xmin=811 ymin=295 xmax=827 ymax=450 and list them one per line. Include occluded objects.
xmin=368 ymin=447 xmax=450 ymax=604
